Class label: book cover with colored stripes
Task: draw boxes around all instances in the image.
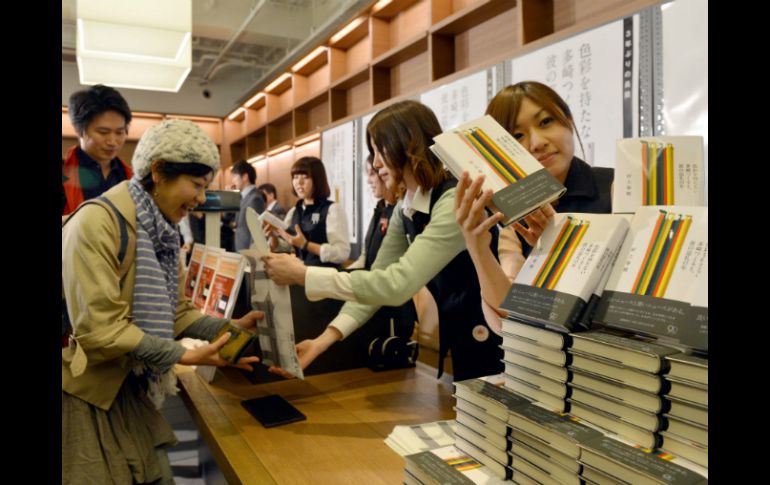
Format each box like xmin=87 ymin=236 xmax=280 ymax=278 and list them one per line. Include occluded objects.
xmin=613 ymin=136 xmax=705 ymax=214
xmin=595 ymin=206 xmax=708 ymax=351
xmin=405 ymin=444 xmax=509 ymax=484
xmin=430 ymin=115 xmax=566 ymax=226
xmin=500 ymin=213 xmax=629 ymax=332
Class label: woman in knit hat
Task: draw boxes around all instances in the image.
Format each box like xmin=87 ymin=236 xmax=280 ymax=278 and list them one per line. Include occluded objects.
xmin=62 ymin=119 xmax=262 ymax=485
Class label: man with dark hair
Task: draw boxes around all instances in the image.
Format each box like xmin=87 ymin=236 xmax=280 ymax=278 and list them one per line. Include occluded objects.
xmin=62 ymin=84 xmax=133 ymax=215
xmin=257 ymin=182 xmax=287 ymax=219
xmin=230 ymin=160 xmax=266 ymax=251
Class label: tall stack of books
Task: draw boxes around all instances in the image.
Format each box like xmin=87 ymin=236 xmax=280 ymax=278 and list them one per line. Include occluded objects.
xmin=499 ymin=213 xmax=630 ymax=412
xmin=659 ymin=353 xmax=708 ymax=468
xmin=566 ymin=330 xmax=678 ymax=449
xmin=452 ymin=378 xmax=531 ymax=479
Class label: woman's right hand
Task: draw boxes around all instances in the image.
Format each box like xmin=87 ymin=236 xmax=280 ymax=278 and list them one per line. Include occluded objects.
xmin=454 ymin=171 xmax=504 ymax=256
xmin=179 ymin=332 xmax=260 ymax=372
xmin=267 ymin=326 xmax=342 ymax=378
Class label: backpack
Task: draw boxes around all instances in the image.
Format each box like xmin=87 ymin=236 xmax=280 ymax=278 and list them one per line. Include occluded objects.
xmin=62 ymin=196 xmax=128 ymax=339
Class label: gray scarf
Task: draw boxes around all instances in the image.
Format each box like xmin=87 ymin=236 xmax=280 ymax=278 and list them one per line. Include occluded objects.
xmin=127 ymin=178 xmax=181 ymax=407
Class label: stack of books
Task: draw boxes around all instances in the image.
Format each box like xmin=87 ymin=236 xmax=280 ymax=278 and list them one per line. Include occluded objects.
xmin=506 ymin=402 xmax=604 ymax=484
xmin=660 ymin=353 xmax=708 ymax=468
xmin=452 ymin=378 xmax=531 ymax=479
xmin=404 ymin=445 xmax=508 ymax=485
xmin=499 ymin=213 xmax=630 ymax=412
xmin=384 ymin=420 xmax=456 ymax=457
xmin=578 ymin=435 xmax=707 ymax=484
xmin=566 ymin=330 xmax=678 ymax=449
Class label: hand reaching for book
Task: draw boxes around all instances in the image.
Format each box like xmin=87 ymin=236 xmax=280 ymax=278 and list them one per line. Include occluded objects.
xmin=268 ymin=326 xmax=342 ymax=378
xmin=513 ymin=204 xmax=555 ymax=247
xmin=455 ymin=171 xmax=504 ymax=256
xmin=179 ymin=332 xmax=261 ymax=372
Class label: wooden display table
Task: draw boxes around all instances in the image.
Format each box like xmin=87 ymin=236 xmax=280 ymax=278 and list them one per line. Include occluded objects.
xmin=177 ymin=363 xmax=455 ymax=484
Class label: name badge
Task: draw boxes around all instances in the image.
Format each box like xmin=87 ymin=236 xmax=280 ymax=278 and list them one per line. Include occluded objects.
xmin=311 ymin=212 xmax=320 ymax=224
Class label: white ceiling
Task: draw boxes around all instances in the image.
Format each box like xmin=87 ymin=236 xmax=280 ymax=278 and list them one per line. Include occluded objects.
xmin=61 ymin=0 xmax=369 ymax=116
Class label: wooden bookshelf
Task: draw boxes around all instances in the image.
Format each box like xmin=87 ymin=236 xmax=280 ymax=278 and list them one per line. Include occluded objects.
xmin=221 ymin=0 xmax=665 ymax=175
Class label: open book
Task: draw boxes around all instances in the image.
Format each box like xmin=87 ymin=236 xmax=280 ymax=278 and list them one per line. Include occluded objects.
xmin=613 ymin=136 xmax=705 ymax=214
xmin=595 ymin=206 xmax=708 ymax=352
xmin=430 ymin=114 xmax=566 ymax=226
xmin=500 ymin=213 xmax=629 ymax=332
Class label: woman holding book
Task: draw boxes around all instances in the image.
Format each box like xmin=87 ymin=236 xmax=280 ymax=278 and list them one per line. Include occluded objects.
xmin=266 ymin=156 xmax=350 ymax=268
xmin=263 ymin=100 xmax=503 ymax=380
xmin=62 ymin=120 xmax=262 ymax=485
xmin=455 ymin=81 xmax=614 ymax=327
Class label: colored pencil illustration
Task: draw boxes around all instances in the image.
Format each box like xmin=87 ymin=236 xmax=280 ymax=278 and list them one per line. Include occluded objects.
xmin=532 ymin=216 xmax=590 ymax=290
xmin=641 ymin=141 xmax=675 ymax=205
xmin=631 ymin=210 xmax=692 ymax=297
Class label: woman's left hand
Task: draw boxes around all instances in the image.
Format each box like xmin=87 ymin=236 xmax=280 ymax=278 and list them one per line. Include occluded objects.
xmin=230 ymin=310 xmax=263 ymax=334
xmin=262 ymin=253 xmax=307 ymax=286
xmin=278 ymin=224 xmax=307 ymax=249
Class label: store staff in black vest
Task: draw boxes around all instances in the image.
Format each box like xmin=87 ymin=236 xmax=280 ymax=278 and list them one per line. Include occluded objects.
xmin=347 ymin=154 xmax=417 ymax=347
xmin=263 ymin=101 xmax=504 ymax=381
xmin=456 ymin=81 xmax=614 ymax=334
xmin=266 ymin=156 xmax=350 ymax=268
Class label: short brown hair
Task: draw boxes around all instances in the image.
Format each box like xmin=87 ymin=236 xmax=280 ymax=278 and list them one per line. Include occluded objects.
xmin=366 ymin=100 xmax=447 ymax=195
xmin=290 ymin=156 xmax=331 ymax=200
xmin=486 ymin=81 xmax=584 ymax=156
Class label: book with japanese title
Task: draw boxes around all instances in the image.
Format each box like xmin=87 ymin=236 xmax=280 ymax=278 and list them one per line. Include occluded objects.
xmin=430 ymin=114 xmax=566 ymax=226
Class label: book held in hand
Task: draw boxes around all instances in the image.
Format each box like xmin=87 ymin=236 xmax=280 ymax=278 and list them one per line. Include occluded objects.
xmin=430 ymin=114 xmax=566 ymax=226
xmin=613 ymin=136 xmax=705 ymax=214
xmin=500 ymin=213 xmax=629 ymax=332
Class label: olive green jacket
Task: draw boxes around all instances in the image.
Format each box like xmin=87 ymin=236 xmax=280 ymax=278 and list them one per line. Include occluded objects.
xmin=62 ymin=182 xmax=205 ymax=410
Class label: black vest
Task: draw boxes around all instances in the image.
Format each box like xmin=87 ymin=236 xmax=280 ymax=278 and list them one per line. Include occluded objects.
xmin=290 ymin=198 xmax=338 ymax=268
xmin=400 ymin=177 xmax=504 ymax=380
xmin=363 ymin=201 xmax=395 ymax=270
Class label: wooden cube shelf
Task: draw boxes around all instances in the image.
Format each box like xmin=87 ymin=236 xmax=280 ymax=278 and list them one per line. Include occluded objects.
xmin=371 ymin=0 xmax=430 ymax=58
xmin=430 ymin=0 xmax=518 ymax=80
xmin=267 ymin=112 xmax=294 ymax=149
xmin=330 ymin=66 xmax=371 ymax=122
xmin=329 ymin=16 xmax=371 ymax=83
xmin=246 ymin=128 xmax=266 ymax=158
xmin=372 ymin=33 xmax=429 ymax=104
xmin=293 ymin=48 xmax=331 ymax=106
xmin=294 ymin=91 xmax=331 ymax=138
